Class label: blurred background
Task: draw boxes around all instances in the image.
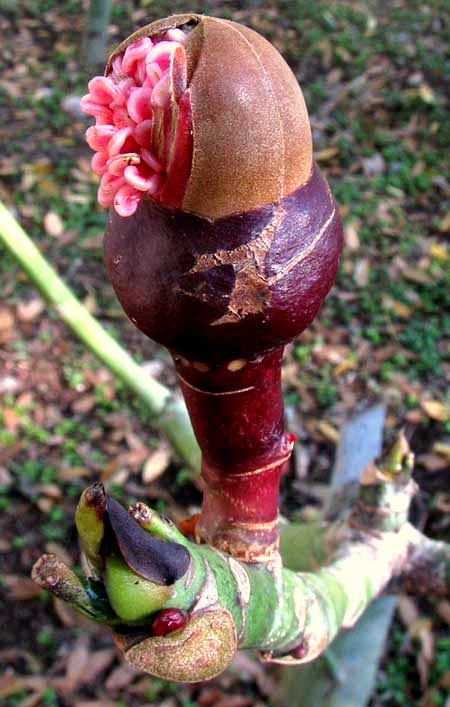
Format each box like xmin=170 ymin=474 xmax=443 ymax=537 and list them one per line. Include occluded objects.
xmin=0 ymin=1 xmax=449 ymax=705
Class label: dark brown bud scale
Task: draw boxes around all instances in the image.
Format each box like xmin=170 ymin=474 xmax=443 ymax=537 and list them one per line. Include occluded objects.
xmin=106 ymin=496 xmax=190 ymax=585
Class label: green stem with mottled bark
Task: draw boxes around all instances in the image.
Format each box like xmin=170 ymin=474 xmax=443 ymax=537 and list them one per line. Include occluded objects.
xmin=33 ymin=488 xmax=450 ymax=682
xmin=0 ymin=202 xmax=200 ymax=470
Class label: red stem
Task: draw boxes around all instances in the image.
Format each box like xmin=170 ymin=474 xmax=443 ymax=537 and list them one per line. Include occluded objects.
xmin=173 ymin=347 xmax=293 ymax=560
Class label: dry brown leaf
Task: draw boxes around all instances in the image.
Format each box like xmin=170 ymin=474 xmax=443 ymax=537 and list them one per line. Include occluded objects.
xmin=83 ymin=367 xmax=112 ymax=386
xmin=417 ymin=454 xmax=449 ymax=472
xmin=2 ymin=408 xmax=22 ymax=433
xmin=374 ymin=344 xmax=400 ymax=363
xmin=215 ymin=696 xmax=255 ymax=707
xmin=4 ymin=575 xmax=42 ymax=600
xmin=397 ymin=595 xmax=419 ymax=629
xmin=107 ymin=470 xmax=130 ymax=487
xmin=58 ymin=228 xmax=79 ymax=247
xmin=392 ymin=300 xmax=413 ymax=317
xmin=80 ymin=233 xmax=103 ymax=249
xmin=327 ymin=67 xmax=343 ymax=84
xmin=0 ymin=676 xmax=47 ymax=702
xmin=316 ymin=420 xmax=340 ymax=444
xmin=80 ymin=649 xmax=116 ymax=685
xmin=71 ymin=394 xmax=97 ymax=414
xmin=230 ymin=650 xmax=275 ymax=696
xmin=412 ymin=618 xmax=434 ymax=689
xmin=55 ymin=636 xmax=91 ymax=694
xmin=438 ymin=213 xmax=450 ymax=233
xmin=435 ymin=493 xmax=450 ymax=513
xmin=315 ymin=146 xmax=339 ymax=162
xmin=100 ymin=460 xmax=120 ymax=481
xmin=57 ymin=466 xmax=91 ymax=481
xmin=354 ymin=258 xmax=370 ymax=287
xmin=198 ymin=688 xmax=225 ymax=706
xmin=18 ymin=689 xmax=46 ymax=707
xmin=82 ymin=293 xmax=98 ymax=315
xmin=420 ymin=689 xmax=440 ymax=707
xmin=361 ymin=152 xmax=385 ymax=176
xmin=401 ymin=266 xmax=433 ymax=285
xmin=16 ymin=298 xmax=45 ymax=322
xmin=0 ymin=307 xmax=14 ymax=343
xmin=53 ymin=599 xmax=92 ymax=629
xmin=104 ymin=663 xmax=137 ymax=692
xmin=433 ymin=442 xmax=450 ymax=460
xmin=43 ymin=211 xmax=64 ymax=237
xmin=313 ymin=344 xmax=349 ymax=365
xmin=39 ymin=483 xmax=63 ymax=499
xmin=36 ymin=497 xmax=53 ymax=513
xmin=0 ymin=673 xmax=23 ymax=699
xmin=333 ymin=356 xmax=358 ymax=377
xmin=125 ymin=431 xmax=147 ymax=452
xmin=142 ymin=442 xmax=172 ymax=484
xmin=439 ymin=670 xmax=450 ymax=689
xmin=344 ymin=221 xmax=360 ymax=251
xmin=421 ymin=400 xmax=449 ymax=422
xmin=436 ymin=600 xmax=450 ymax=625
xmin=405 ymin=409 xmax=424 ymax=424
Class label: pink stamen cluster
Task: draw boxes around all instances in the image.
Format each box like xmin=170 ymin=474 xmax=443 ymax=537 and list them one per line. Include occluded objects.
xmin=81 ymin=29 xmax=187 ymax=217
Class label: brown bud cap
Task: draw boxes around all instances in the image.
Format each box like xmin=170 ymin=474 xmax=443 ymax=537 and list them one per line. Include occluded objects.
xmin=107 ymin=13 xmax=312 ymax=220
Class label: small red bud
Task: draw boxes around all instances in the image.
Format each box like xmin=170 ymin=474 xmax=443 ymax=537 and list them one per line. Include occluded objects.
xmin=178 ymin=513 xmax=201 ymax=537
xmin=151 ymin=608 xmax=189 ymax=636
xmin=292 ymin=640 xmax=308 ymax=659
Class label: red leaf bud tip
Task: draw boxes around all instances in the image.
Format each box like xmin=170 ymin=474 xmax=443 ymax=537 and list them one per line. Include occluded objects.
xmin=84 ymin=13 xmax=312 ymax=221
xmin=151 ymin=608 xmax=189 ymax=636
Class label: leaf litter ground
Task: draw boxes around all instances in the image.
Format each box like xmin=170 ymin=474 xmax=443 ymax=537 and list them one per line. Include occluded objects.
xmin=0 ymin=1 xmax=449 ymax=706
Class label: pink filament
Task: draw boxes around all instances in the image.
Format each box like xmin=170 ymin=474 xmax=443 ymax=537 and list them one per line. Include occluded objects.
xmin=81 ymin=31 xmax=188 ymax=217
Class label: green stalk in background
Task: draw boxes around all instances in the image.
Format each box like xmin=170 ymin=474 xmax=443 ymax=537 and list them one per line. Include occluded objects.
xmin=0 ymin=201 xmax=200 ymax=471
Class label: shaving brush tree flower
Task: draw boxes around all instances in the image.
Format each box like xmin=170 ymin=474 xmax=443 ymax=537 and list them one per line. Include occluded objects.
xmin=81 ymin=13 xmax=343 ymax=559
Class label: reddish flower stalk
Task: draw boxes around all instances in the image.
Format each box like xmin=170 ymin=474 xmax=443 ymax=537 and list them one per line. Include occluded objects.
xmin=83 ymin=14 xmax=343 ymax=560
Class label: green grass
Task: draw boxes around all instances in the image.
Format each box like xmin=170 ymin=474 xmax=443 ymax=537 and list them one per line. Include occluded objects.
xmin=376 ymin=625 xmax=450 ymax=706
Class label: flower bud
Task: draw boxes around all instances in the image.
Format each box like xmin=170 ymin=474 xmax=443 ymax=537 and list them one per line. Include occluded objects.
xmin=82 ymin=13 xmax=312 ymax=220
xmin=84 ymin=14 xmax=342 ymax=363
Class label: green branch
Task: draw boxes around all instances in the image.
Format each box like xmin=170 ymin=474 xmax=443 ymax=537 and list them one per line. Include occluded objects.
xmin=33 ymin=483 xmax=450 ymax=682
xmin=0 ymin=202 xmax=200 ymax=470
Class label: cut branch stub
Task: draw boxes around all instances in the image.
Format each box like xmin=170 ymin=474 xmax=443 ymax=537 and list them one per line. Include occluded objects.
xmin=84 ymin=14 xmax=343 ymax=558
